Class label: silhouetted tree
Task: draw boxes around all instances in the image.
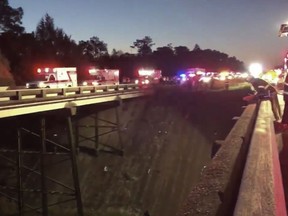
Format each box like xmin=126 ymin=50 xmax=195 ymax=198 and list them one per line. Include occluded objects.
xmin=132 ymin=36 xmax=155 ymax=56
xmin=111 ymin=49 xmax=124 ymax=57
xmin=78 ymin=36 xmax=108 ymax=60
xmin=155 ymin=45 xmax=174 ymax=56
xmin=35 ymin=14 xmax=56 ymax=41
xmin=193 ymin=44 xmax=201 ymax=51
xmin=35 ymin=13 xmax=77 ymax=65
xmin=153 ymin=45 xmax=175 ymax=76
xmin=174 ymin=46 xmax=190 ymax=56
xmin=0 ymin=0 xmax=24 ymax=35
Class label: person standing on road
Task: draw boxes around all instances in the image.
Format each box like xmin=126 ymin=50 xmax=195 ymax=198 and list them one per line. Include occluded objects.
xmin=281 ymin=74 xmax=288 ymax=124
xmin=281 ymin=73 xmax=288 ymax=124
xmin=273 ymin=73 xmax=288 ymax=133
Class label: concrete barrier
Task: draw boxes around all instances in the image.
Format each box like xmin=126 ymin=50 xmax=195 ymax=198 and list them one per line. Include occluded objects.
xmin=234 ymin=100 xmax=287 ymax=216
xmin=177 ymin=103 xmax=258 ymax=216
xmin=0 ymin=86 xmax=8 ymax=91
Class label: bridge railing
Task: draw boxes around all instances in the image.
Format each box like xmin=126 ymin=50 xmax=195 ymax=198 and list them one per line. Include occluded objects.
xmin=0 ymin=84 xmax=153 ymax=119
xmin=177 ymin=102 xmax=258 ymax=216
xmin=234 ymin=100 xmax=287 ymax=216
xmin=0 ymin=84 xmax=142 ymax=102
xmin=177 ymin=99 xmax=287 ymax=216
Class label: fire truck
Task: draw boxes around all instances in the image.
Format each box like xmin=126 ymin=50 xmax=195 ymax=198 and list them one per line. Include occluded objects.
xmin=26 ymin=67 xmax=77 ymax=88
xmin=135 ymin=69 xmax=162 ymax=85
xmin=81 ymin=68 xmax=120 ymax=86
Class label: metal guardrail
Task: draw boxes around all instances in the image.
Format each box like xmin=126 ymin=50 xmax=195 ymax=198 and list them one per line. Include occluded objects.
xmin=0 ymin=84 xmax=141 ymax=102
xmin=0 ymin=84 xmax=152 ymax=118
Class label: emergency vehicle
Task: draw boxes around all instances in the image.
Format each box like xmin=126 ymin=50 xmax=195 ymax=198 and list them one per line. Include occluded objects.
xmin=135 ymin=69 xmax=162 ymax=85
xmin=178 ymin=68 xmax=205 ymax=85
xmin=81 ymin=68 xmax=119 ymax=86
xmin=26 ymin=67 xmax=77 ymax=88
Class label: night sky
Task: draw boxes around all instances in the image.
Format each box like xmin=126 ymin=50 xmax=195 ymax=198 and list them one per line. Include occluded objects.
xmin=9 ymin=0 xmax=288 ymax=69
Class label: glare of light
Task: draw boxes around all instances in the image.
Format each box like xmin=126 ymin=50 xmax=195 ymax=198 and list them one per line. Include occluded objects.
xmin=139 ymin=69 xmax=154 ymax=76
xmin=249 ymin=63 xmax=263 ymax=78
xmin=240 ymin=72 xmax=249 ymax=78
xmin=219 ymin=76 xmax=226 ymax=81
xmin=144 ymin=79 xmax=149 ymax=84
xmin=89 ymin=68 xmax=97 ymax=74
xmin=196 ymin=70 xmax=204 ymax=75
xmin=200 ymin=76 xmax=211 ymax=83
xmin=82 ymin=81 xmax=88 ymax=86
xmin=135 ymin=79 xmax=139 ymax=84
xmin=45 ymin=68 xmax=49 ymax=73
xmin=37 ymin=68 xmax=41 ymax=73
xmin=262 ymin=74 xmax=272 ymax=82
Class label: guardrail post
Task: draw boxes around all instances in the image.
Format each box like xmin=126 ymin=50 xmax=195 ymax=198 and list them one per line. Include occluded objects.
xmin=60 ymin=88 xmax=66 ymax=96
xmin=92 ymin=86 xmax=97 ymax=93
xmin=16 ymin=91 xmax=22 ymax=100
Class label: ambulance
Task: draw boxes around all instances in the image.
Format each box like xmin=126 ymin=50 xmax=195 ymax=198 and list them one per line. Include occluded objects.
xmin=26 ymin=67 xmax=77 ymax=88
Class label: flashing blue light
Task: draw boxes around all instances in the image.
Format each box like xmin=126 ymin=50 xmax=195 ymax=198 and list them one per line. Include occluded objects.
xmin=180 ymin=74 xmax=186 ymax=78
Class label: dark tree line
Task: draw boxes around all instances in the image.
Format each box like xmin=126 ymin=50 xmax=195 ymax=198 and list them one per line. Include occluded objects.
xmin=0 ymin=0 xmax=245 ymax=85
